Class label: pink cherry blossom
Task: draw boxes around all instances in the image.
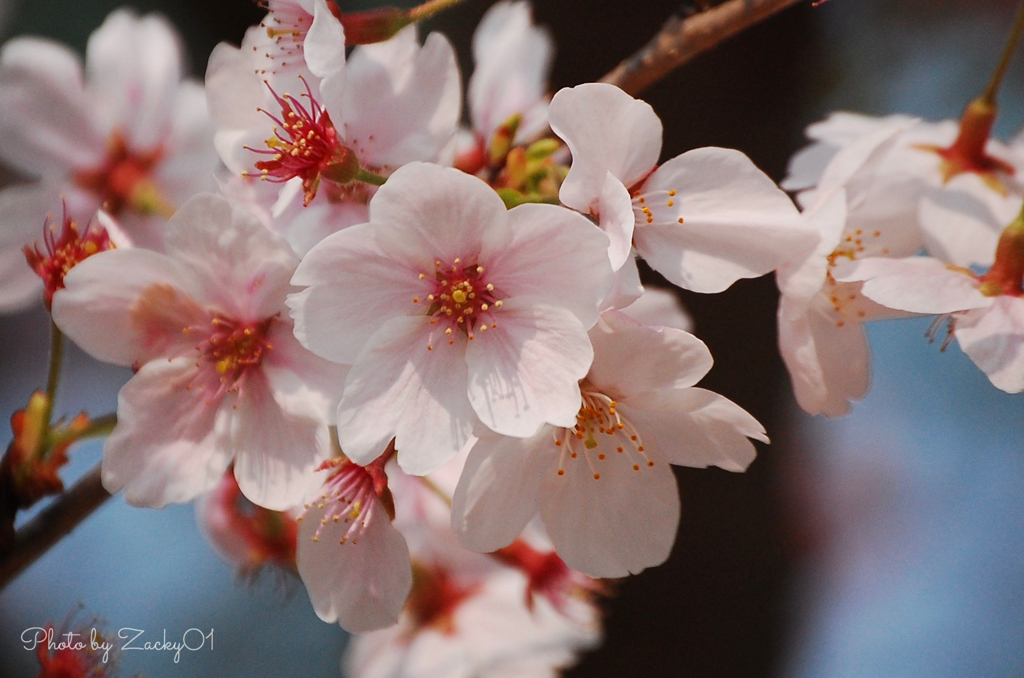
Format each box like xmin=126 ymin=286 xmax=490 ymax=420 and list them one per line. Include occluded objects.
xmin=289 ymin=161 xmax=613 ymax=476
xmin=548 ymin=82 xmax=815 ymax=293
xmin=0 ymin=9 xmax=217 ymax=311
xmin=451 ymin=310 xmax=765 ymax=578
xmin=51 ymin=193 xmax=345 ymax=509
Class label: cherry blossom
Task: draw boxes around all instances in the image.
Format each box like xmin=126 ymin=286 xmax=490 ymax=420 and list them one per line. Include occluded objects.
xmin=548 ymin=82 xmax=815 ymax=293
xmin=451 ymin=310 xmax=765 ymax=577
xmin=289 ymin=161 xmax=613 ymax=476
xmin=0 ymin=9 xmax=217 ymax=311
xmin=51 ymin=193 xmax=345 ymax=509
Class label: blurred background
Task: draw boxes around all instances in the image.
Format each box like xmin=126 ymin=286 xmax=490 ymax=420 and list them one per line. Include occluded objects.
xmin=1 ymin=0 xmax=1023 ymax=676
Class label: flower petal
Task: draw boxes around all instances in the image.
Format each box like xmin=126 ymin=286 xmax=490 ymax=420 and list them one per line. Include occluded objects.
xmin=835 ymin=256 xmax=990 ymax=314
xmin=550 ymin=83 xmax=662 ymax=213
xmin=956 ymin=297 xmax=1024 ymax=393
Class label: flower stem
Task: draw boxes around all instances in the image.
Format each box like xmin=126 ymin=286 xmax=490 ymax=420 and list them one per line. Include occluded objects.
xmin=601 ymin=0 xmax=806 ymax=96
xmin=0 ymin=464 xmax=111 ymax=590
xmin=416 ymin=475 xmax=452 ymax=508
xmin=982 ymin=0 xmax=1024 ymax=105
xmin=47 ymin=412 xmax=117 ymax=449
xmin=407 ymin=0 xmax=468 ymax=23
xmin=39 ymin=321 xmax=63 ymax=438
xmin=355 ymin=168 xmax=388 ymax=187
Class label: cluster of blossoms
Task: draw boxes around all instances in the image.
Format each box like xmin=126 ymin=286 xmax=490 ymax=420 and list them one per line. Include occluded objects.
xmin=4 ymin=0 xmax=1023 ymax=675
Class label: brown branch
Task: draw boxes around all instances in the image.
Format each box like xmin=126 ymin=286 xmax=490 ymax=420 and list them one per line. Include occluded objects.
xmin=0 ymin=464 xmax=111 ymax=590
xmin=600 ymin=0 xmax=808 ymax=96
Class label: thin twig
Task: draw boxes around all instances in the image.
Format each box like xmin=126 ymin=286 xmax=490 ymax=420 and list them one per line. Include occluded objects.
xmin=600 ymin=0 xmax=808 ymax=96
xmin=0 ymin=464 xmax=111 ymax=590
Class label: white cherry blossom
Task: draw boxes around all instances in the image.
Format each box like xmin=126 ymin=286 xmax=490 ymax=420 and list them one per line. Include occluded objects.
xmin=451 ymin=310 xmax=765 ymax=578
xmin=289 ymin=161 xmax=613 ymax=476
xmin=0 ymin=9 xmax=217 ymax=311
xmin=51 ymin=194 xmax=345 ymax=510
xmin=548 ymin=82 xmax=814 ymax=293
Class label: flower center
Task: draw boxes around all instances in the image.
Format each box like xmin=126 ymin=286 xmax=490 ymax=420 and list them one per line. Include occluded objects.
xmin=406 ymin=563 xmax=478 ymax=634
xmin=553 ymin=389 xmax=653 ymax=480
xmin=192 ymin=316 xmax=275 ymax=394
xmin=299 ymin=457 xmax=391 ymax=546
xmin=73 ymin=132 xmax=170 ymax=217
xmin=414 ymin=259 xmax=503 ymax=347
xmin=632 ymin=189 xmax=684 ymax=227
xmin=24 ymin=212 xmax=115 ymax=309
xmin=245 ymin=80 xmax=358 ymax=206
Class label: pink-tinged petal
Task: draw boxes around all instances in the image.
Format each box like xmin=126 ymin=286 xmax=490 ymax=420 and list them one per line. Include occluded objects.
xmin=85 ymin=10 xmax=183 ymax=149
xmin=0 ymin=247 xmax=42 ymax=313
xmin=371 ymin=163 xmax=513 ymax=271
xmin=595 ymin=171 xmax=635 ymax=270
xmin=52 ymin=249 xmax=201 ymax=367
xmin=337 ymin=315 xmax=475 ymax=475
xmin=618 ymin=286 xmax=692 ymax=332
xmin=281 ymin=199 xmax=369 ymax=256
xmin=601 ymin=253 xmax=644 ymax=312
xmin=304 ymin=0 xmax=347 ymax=78
xmin=776 ymin=188 xmax=845 ymax=308
xmin=550 ymin=83 xmax=662 ymax=213
xmin=163 ymin=194 xmax=298 ymax=318
xmin=339 ymin=30 xmax=461 ymax=168
xmin=633 ymin=148 xmax=811 ymax=293
xmin=205 ymin=42 xmax=268 ymax=130
xmin=834 ymin=256 xmax=990 ymax=315
xmin=0 ymin=38 xmax=104 ymax=174
xmin=539 ymin=446 xmax=679 ymax=578
xmin=487 ymin=203 xmax=612 ymax=328
xmin=620 ymin=390 xmax=764 ymax=471
xmin=956 ymin=297 xmax=1024 ymax=393
xmin=0 ymin=180 xmax=65 ymax=312
xmin=297 ymin=495 xmax=412 ymax=632
xmin=263 ymin=319 xmax=348 ymax=409
xmin=450 ymin=429 xmax=548 ymax=553
xmin=919 ymin=189 xmax=1002 ymax=269
xmin=468 ymin=0 xmax=553 ymax=143
xmin=777 ymin=294 xmax=870 ymax=417
xmin=231 ymin=369 xmax=331 ymax=510
xmin=815 ymin=117 xmax=917 ymax=196
xmin=157 ymin=81 xmax=218 ymax=206
xmin=587 ymin=312 xmax=713 ymax=397
xmin=103 ymin=357 xmax=233 ymax=507
xmin=466 ymin=298 xmax=592 ymax=437
xmin=289 ymin=221 xmax=424 ymax=365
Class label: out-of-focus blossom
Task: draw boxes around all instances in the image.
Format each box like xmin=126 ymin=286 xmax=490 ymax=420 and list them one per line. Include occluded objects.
xmin=196 ymin=468 xmax=299 ymax=581
xmin=51 ymin=194 xmax=345 ymax=510
xmin=549 ymin=82 xmax=814 ymax=294
xmin=0 ymin=9 xmax=217 ymax=311
xmin=451 ymin=310 xmax=764 ymax=577
xmin=289 ymin=162 xmax=612 ymax=476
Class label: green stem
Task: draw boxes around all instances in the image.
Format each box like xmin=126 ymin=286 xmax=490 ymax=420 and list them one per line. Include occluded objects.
xmin=407 ymin=0 xmax=468 ymax=22
xmin=46 ymin=413 xmax=117 ymax=449
xmin=39 ymin=322 xmax=63 ymax=439
xmin=417 ymin=475 xmax=452 ymax=508
xmin=983 ymin=0 xmax=1024 ymax=105
xmin=355 ymin=168 xmax=387 ymax=187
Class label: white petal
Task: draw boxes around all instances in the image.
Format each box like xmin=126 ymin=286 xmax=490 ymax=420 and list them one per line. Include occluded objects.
xmin=621 ymin=389 xmax=764 ymax=471
xmin=488 ymin=202 xmax=612 ymax=328
xmin=919 ymin=188 xmax=1003 ymax=268
xmin=103 ymin=357 xmax=233 ymax=507
xmin=339 ymin=30 xmax=461 ymax=168
xmin=52 ymin=248 xmax=201 ymax=367
xmin=775 ymin=187 xmax=845 ymax=307
xmin=540 ymin=445 xmax=679 ymax=578
xmin=617 ymin=286 xmax=692 ymax=332
xmin=587 ymin=312 xmax=713 ymax=397
xmin=0 ymin=37 xmax=104 ymax=173
xmin=289 ymin=221 xmax=424 ymax=365
xmin=600 ymin=252 xmax=644 ymax=312
xmin=595 ymin=172 xmax=635 ymax=270
xmin=337 ymin=315 xmax=475 ymax=475
xmin=835 ymin=256 xmax=990 ymax=314
xmin=304 ymin=0 xmax=347 ymax=78
xmin=231 ymin=370 xmax=331 ymax=511
xmin=450 ymin=429 xmax=548 ymax=553
xmin=86 ymin=10 xmax=183 ymax=149
xmin=633 ymin=147 xmax=811 ymax=293
xmin=465 ymin=298 xmax=592 ymax=437
xmin=956 ymin=297 xmax=1024 ymax=393
xmin=550 ymin=83 xmax=662 ymax=213
xmin=297 ymin=497 xmax=412 ymax=632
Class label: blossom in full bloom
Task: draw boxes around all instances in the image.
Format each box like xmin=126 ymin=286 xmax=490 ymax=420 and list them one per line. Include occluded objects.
xmin=289 ymin=161 xmax=613 ymax=476
xmin=51 ymin=193 xmax=345 ymax=509
xmin=0 ymin=9 xmax=217 ymax=310
xmin=451 ymin=309 xmax=765 ymax=577
xmin=548 ymin=82 xmax=815 ymax=294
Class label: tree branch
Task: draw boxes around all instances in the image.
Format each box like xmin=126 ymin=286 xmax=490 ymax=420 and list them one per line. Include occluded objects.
xmin=0 ymin=464 xmax=110 ymax=590
xmin=600 ymin=0 xmax=808 ymax=96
